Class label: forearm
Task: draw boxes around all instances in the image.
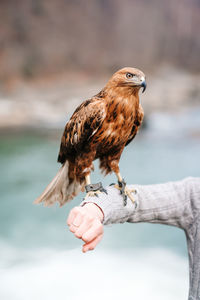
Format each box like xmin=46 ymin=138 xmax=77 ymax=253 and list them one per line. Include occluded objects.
xmin=81 ymin=177 xmax=200 ymax=230
xmin=79 ymin=177 xmax=200 ymax=299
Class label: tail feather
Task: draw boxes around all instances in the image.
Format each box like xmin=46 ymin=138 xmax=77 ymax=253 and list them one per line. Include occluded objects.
xmin=34 ymin=161 xmax=84 ymax=207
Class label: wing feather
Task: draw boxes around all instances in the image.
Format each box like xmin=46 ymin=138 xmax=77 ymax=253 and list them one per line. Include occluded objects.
xmin=58 ymin=98 xmax=106 ymax=163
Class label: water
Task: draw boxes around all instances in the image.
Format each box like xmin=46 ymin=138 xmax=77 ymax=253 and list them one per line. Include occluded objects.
xmin=0 ymin=108 xmax=200 ymax=300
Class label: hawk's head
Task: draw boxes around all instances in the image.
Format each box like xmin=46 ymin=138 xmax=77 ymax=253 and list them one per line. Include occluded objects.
xmin=108 ymin=67 xmax=146 ymax=93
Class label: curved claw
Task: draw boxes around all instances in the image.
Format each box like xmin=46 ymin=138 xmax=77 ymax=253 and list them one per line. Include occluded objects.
xmin=122 ymin=193 xmax=127 ymax=206
xmin=114 ymin=179 xmax=135 ymax=206
xmin=102 ymin=187 xmax=108 ymax=195
xmin=118 ymin=179 xmax=127 ymax=206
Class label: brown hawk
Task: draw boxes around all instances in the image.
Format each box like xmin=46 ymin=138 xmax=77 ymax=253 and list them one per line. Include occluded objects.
xmin=35 ymin=67 xmax=146 ymax=207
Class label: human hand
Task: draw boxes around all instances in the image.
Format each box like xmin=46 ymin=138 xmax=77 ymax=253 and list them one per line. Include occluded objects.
xmin=67 ymin=203 xmax=104 ymax=253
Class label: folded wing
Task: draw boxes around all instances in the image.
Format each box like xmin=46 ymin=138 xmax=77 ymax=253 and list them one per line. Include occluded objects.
xmin=58 ymin=98 xmax=106 ymax=163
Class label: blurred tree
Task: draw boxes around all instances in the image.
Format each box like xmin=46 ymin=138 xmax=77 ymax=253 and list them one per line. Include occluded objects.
xmin=0 ymin=0 xmax=199 ymax=81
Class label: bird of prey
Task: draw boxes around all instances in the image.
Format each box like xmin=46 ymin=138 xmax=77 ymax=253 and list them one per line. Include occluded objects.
xmin=35 ymin=67 xmax=146 ymax=207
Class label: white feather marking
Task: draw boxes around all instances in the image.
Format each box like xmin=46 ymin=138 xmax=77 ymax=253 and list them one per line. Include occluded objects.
xmin=90 ymin=128 xmax=98 ymax=138
xmin=74 ymin=133 xmax=78 ymax=144
xmin=106 ymin=129 xmax=112 ymax=135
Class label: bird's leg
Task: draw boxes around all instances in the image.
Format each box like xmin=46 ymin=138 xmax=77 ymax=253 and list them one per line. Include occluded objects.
xmin=84 ymin=174 xmax=107 ymax=199
xmin=113 ymin=172 xmax=136 ymax=206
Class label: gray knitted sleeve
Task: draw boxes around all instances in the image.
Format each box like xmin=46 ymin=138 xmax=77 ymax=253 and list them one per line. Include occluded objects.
xmin=80 ymin=177 xmax=200 ymax=300
xmin=80 ymin=177 xmax=200 ymax=231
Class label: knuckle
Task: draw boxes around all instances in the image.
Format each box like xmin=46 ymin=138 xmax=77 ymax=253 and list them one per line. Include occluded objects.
xmin=69 ymin=226 xmax=75 ymax=233
xmin=74 ymin=207 xmax=81 ymax=214
xmin=81 ymin=212 xmax=87 ymax=218
xmin=72 ymin=207 xmax=79 ymax=213
xmin=97 ymin=223 xmax=103 ymax=231
xmin=78 ymin=209 xmax=84 ymax=216
xmin=86 ymin=216 xmax=93 ymax=223
xmin=82 ymin=234 xmax=89 ymax=243
xmin=74 ymin=231 xmax=81 ymax=238
xmin=93 ymin=221 xmax=103 ymax=232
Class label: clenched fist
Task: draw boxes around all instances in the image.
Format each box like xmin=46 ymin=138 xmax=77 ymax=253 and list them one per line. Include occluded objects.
xmin=67 ymin=203 xmax=104 ymax=253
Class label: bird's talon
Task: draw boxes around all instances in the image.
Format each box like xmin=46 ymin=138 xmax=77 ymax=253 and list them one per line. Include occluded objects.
xmin=102 ymin=188 xmax=108 ymax=195
xmin=114 ymin=180 xmax=135 ymax=206
xmin=123 ymin=194 xmax=127 ymax=206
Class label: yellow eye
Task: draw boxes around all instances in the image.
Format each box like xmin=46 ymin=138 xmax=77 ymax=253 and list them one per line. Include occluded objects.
xmin=126 ymin=73 xmax=134 ymax=79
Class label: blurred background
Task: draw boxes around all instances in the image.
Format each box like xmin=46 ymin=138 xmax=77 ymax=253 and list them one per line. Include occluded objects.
xmin=0 ymin=0 xmax=200 ymax=299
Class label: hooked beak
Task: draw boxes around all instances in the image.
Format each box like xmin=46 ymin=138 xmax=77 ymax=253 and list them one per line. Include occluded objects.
xmin=141 ymin=80 xmax=147 ymax=93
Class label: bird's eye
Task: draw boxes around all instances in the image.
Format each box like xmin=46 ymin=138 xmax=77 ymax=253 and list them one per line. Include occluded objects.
xmin=126 ymin=73 xmax=134 ymax=79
